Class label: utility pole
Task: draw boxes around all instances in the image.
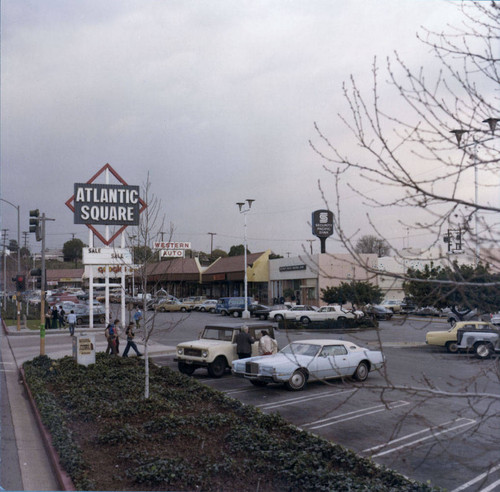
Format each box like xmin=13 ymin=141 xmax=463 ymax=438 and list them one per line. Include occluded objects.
xmin=207 ymin=232 xmax=216 ymax=255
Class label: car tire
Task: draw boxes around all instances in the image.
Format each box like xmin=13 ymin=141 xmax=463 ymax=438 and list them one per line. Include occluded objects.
xmin=98 ymin=316 xmax=105 ymax=324
xmin=199 ymin=307 xmax=206 ymax=312
xmin=76 ymin=318 xmax=83 ymax=325
xmin=259 ymin=314 xmax=268 ymax=320
xmin=250 ymin=380 xmax=268 ymax=387
xmin=300 ymin=316 xmax=311 ymax=324
xmin=337 ymin=316 xmax=346 ymax=327
xmin=475 ymin=342 xmax=493 ymax=359
xmin=181 ymin=307 xmax=187 ymax=312
xmin=445 ymin=341 xmax=459 ymax=353
xmin=209 ymin=308 xmax=215 ymax=313
xmin=178 ymin=362 xmax=195 ymax=375
xmin=285 ymin=369 xmax=307 ymax=391
xmin=353 ymin=361 xmax=369 ymax=381
xmin=232 ymin=311 xmax=240 ymax=318
xmin=274 ymin=314 xmax=284 ymax=321
xmin=207 ymin=356 xmax=227 ymax=378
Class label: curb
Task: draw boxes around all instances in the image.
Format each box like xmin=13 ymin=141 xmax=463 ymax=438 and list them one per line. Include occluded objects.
xmin=20 ymin=367 xmax=76 ymax=491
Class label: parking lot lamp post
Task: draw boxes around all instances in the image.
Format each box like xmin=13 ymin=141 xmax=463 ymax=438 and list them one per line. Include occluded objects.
xmin=236 ymin=199 xmax=255 ymax=319
xmin=450 ymin=118 xmax=500 ymax=266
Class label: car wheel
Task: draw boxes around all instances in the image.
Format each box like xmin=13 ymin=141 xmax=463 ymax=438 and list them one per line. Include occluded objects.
xmin=300 ymin=316 xmax=310 ymax=324
xmin=250 ymin=380 xmax=268 ymax=387
xmin=475 ymin=342 xmax=493 ymax=359
xmin=353 ymin=361 xmax=369 ymax=381
xmin=209 ymin=308 xmax=215 ymax=313
xmin=178 ymin=362 xmax=195 ymax=375
xmin=232 ymin=311 xmax=240 ymax=318
xmin=337 ymin=316 xmax=346 ymax=327
xmin=76 ymin=318 xmax=83 ymax=325
xmin=199 ymin=307 xmax=206 ymax=312
xmin=274 ymin=314 xmax=284 ymax=321
xmin=98 ymin=316 xmax=105 ymax=324
xmin=207 ymin=356 xmax=227 ymax=378
xmin=181 ymin=307 xmax=187 ymax=312
xmin=446 ymin=341 xmax=459 ymax=353
xmin=259 ymin=314 xmax=268 ymax=320
xmin=285 ymin=370 xmax=307 ymax=391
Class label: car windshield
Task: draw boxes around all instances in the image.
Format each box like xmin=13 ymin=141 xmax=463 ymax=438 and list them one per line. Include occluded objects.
xmin=280 ymin=343 xmax=320 ymax=357
xmin=202 ymin=328 xmax=234 ymax=341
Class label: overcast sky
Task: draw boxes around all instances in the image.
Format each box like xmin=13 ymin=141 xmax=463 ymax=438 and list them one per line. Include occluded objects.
xmin=1 ymin=0 xmax=465 ymax=256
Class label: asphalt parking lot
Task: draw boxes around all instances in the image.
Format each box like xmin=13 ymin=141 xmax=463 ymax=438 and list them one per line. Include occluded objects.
xmin=149 ymin=312 xmax=500 ymax=491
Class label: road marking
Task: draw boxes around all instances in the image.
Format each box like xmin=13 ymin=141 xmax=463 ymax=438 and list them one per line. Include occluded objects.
xmin=302 ymin=400 xmax=410 ymax=430
xmin=451 ymin=463 xmax=500 ymax=492
xmin=257 ymin=389 xmax=357 ymax=411
xmin=364 ymin=418 xmax=476 ymax=458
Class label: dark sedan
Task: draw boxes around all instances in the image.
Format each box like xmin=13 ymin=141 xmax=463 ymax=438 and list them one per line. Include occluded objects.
xmin=228 ymin=304 xmax=272 ymax=318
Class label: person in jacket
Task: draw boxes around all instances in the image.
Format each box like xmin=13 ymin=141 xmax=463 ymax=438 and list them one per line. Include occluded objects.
xmin=67 ymin=310 xmax=77 ymax=336
xmin=258 ymin=330 xmax=278 ymax=355
xmin=235 ymin=325 xmax=254 ymax=359
xmin=122 ymin=322 xmax=142 ymax=358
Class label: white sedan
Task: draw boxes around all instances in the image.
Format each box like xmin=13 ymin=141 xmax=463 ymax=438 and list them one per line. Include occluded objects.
xmin=232 ymin=339 xmax=384 ymax=391
xmin=267 ymin=305 xmax=318 ymax=321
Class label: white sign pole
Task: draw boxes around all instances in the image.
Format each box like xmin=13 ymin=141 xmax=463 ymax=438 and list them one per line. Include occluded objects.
xmin=89 ymin=229 xmax=94 ymax=329
xmin=121 ymin=233 xmax=126 ymax=326
xmin=105 ymin=168 xmax=110 ymax=326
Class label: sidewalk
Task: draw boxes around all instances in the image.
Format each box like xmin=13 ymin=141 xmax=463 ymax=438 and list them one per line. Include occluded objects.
xmin=1 ymin=323 xmax=176 ymax=491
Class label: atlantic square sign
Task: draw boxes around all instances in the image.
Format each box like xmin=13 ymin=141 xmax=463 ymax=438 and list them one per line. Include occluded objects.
xmin=66 ymin=163 xmax=147 ymax=245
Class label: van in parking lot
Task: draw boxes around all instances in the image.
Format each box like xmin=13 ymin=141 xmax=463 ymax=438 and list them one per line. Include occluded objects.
xmin=216 ymin=297 xmax=253 ymax=315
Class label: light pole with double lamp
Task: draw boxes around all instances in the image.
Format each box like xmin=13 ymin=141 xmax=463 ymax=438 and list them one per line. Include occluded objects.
xmin=236 ymin=199 xmax=255 ymax=319
xmin=450 ymin=117 xmax=500 ymax=266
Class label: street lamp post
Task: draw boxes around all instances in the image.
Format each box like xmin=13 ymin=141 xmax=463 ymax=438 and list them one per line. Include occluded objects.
xmin=236 ymin=199 xmax=255 ymax=319
xmin=450 ymin=118 xmax=500 ymax=266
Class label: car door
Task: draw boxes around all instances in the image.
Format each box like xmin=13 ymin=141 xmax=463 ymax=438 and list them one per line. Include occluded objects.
xmin=310 ymin=344 xmax=353 ymax=380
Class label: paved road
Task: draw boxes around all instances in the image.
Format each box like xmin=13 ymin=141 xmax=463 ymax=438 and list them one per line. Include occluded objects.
xmin=3 ymin=312 xmax=500 ymax=491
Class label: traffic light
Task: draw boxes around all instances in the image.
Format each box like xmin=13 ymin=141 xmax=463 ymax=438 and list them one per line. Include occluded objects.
xmin=29 ymin=209 xmax=42 ymax=242
xmin=30 ymin=268 xmax=42 ymax=289
xmin=12 ymin=274 xmax=26 ymax=292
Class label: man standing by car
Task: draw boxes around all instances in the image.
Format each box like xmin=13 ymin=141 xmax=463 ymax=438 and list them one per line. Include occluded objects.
xmin=235 ymin=325 xmax=254 ymax=359
xmin=258 ymin=330 xmax=278 ymax=355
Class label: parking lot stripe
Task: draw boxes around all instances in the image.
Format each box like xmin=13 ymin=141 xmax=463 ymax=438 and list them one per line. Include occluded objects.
xmin=258 ymin=389 xmax=356 ymax=411
xmin=364 ymin=417 xmax=476 ymax=458
xmin=450 ymin=463 xmax=500 ymax=492
xmin=303 ymin=400 xmax=409 ymax=430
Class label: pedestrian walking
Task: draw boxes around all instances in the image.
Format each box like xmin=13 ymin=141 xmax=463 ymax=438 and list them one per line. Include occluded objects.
xmin=113 ymin=319 xmax=121 ymax=355
xmin=67 ymin=310 xmax=77 ymax=336
xmin=133 ymin=308 xmax=142 ymax=329
xmin=235 ymin=325 xmax=254 ymax=359
xmin=58 ymin=305 xmax=66 ymax=328
xmin=122 ymin=322 xmax=143 ymax=357
xmin=105 ymin=323 xmax=118 ymax=355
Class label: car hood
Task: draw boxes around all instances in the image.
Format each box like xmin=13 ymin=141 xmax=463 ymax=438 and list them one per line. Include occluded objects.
xmin=178 ymin=339 xmax=230 ymax=349
xmin=234 ymin=353 xmax=308 ymax=369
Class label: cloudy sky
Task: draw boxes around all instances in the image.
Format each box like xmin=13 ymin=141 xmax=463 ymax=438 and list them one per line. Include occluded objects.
xmin=1 ymin=0 xmax=465 ymax=256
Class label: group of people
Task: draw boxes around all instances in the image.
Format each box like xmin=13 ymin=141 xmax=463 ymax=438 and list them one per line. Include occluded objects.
xmin=235 ymin=327 xmax=278 ymax=359
xmin=104 ymin=318 xmax=143 ymax=358
xmin=45 ymin=305 xmax=67 ymax=330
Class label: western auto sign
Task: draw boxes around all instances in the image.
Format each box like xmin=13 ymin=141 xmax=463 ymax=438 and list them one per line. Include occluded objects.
xmin=153 ymin=242 xmax=191 ymax=249
xmin=312 ymin=209 xmax=334 ymax=238
xmin=66 ymin=164 xmax=147 ymax=246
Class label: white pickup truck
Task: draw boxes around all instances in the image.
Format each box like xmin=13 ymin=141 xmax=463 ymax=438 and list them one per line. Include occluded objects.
xmin=295 ymin=305 xmax=361 ymax=324
xmin=456 ymin=326 xmax=500 ymax=358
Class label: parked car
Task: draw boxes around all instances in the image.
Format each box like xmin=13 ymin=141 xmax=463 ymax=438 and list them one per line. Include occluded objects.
xmin=251 ymin=305 xmax=274 ymax=320
xmin=455 ymin=323 xmax=500 ymax=358
xmin=174 ymin=323 xmax=276 ymax=378
xmin=364 ymin=304 xmax=393 ymax=320
xmin=425 ymin=320 xmax=497 ymax=353
xmin=228 ymin=303 xmax=271 ymax=318
xmin=296 ymin=305 xmax=362 ymax=324
xmin=267 ymin=305 xmax=318 ymax=322
xmin=232 ymin=339 xmax=385 ymax=391
xmin=380 ymin=299 xmax=402 ymax=313
xmin=67 ymin=305 xmax=106 ymax=325
xmin=154 ymin=300 xmax=192 ymax=313
xmin=441 ymin=308 xmax=479 ymax=326
xmin=195 ymin=299 xmax=218 ymax=313
xmin=413 ymin=306 xmax=442 ymax=317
